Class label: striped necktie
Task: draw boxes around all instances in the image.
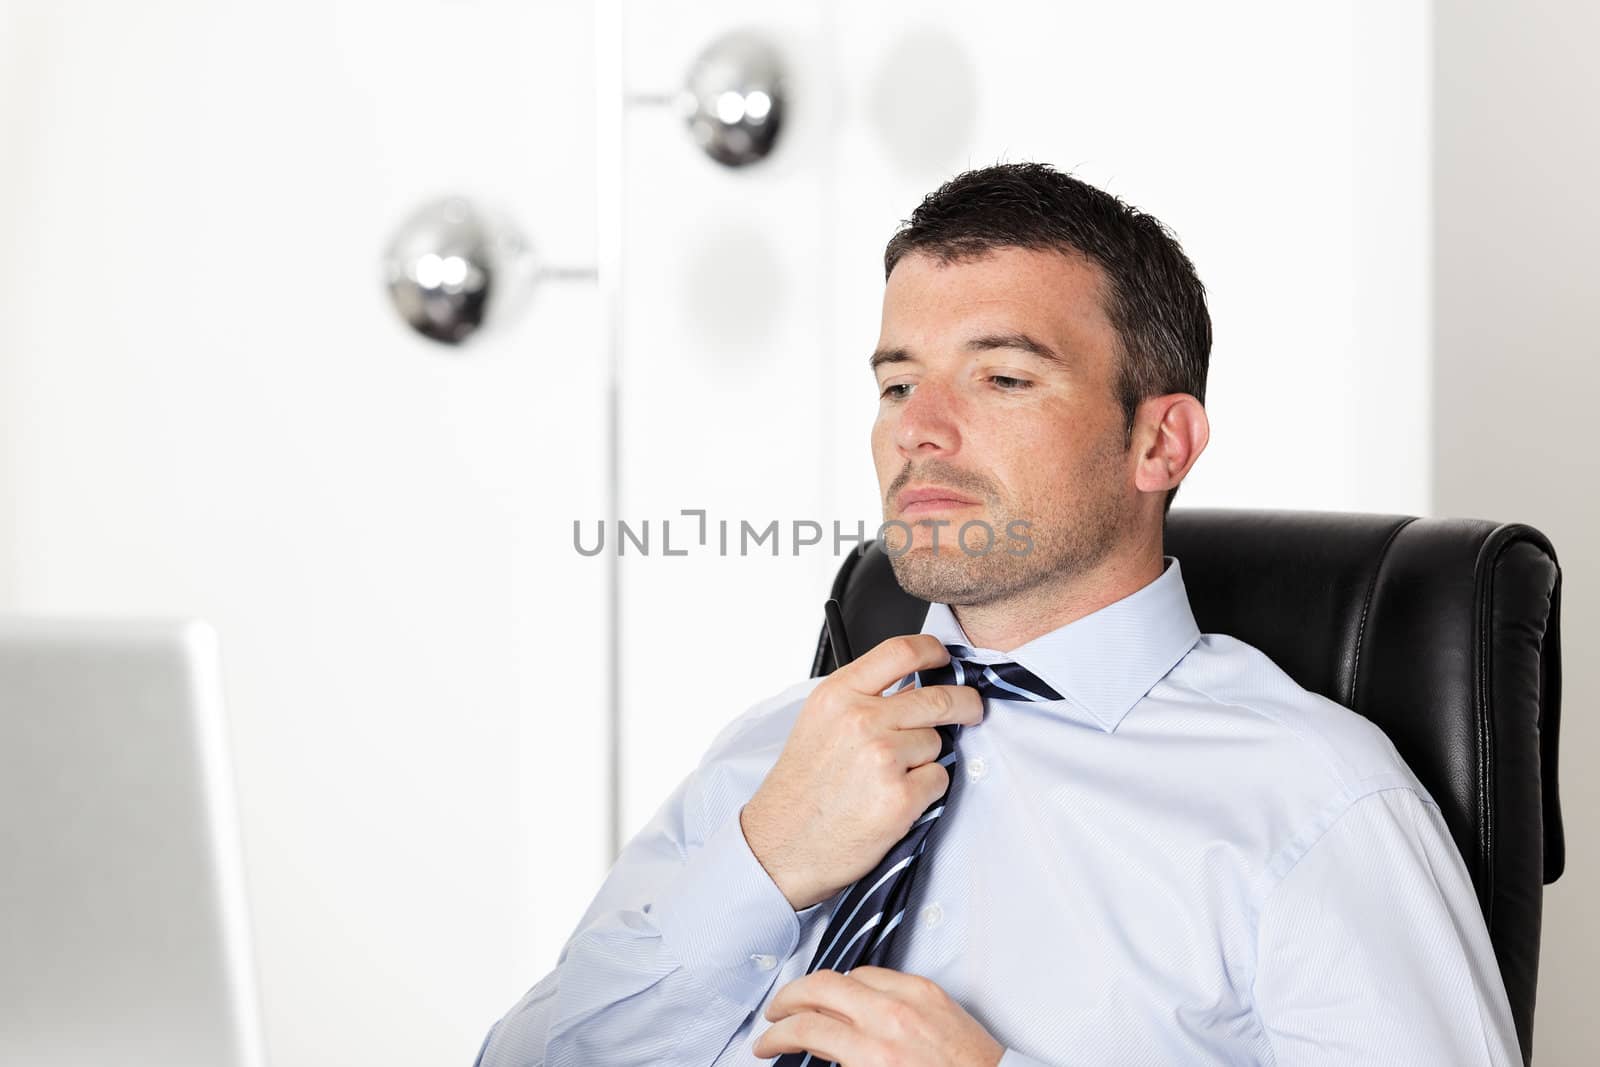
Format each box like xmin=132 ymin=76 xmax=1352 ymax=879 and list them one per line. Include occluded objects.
xmin=773 ymin=643 xmax=1062 ymax=1067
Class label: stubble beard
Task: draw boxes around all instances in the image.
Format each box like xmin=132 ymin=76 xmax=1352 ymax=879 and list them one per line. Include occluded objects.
xmin=884 ymin=439 xmax=1132 ymax=608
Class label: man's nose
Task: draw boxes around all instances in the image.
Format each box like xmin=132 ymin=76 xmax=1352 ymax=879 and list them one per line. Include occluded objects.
xmin=895 ymin=379 xmax=963 ymax=456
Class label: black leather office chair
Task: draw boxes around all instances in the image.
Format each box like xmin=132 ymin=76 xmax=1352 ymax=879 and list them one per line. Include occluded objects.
xmin=809 ymin=508 xmax=1564 ymax=1064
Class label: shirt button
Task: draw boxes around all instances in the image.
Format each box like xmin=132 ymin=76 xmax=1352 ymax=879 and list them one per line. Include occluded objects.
xmin=750 ymin=953 xmax=777 ymax=970
xmin=920 ymin=902 xmax=943 ymax=928
xmin=965 ymin=756 xmax=987 ymax=781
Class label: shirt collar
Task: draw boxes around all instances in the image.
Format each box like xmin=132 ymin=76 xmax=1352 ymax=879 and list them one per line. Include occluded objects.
xmin=915 ymin=554 xmax=1202 ymax=733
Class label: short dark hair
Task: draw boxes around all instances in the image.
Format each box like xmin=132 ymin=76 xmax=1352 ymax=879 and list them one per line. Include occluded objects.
xmin=883 ymin=162 xmax=1210 ymax=517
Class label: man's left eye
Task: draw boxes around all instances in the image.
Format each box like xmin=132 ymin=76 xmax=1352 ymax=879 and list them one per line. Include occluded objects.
xmin=990 ymin=376 xmax=1032 ymax=390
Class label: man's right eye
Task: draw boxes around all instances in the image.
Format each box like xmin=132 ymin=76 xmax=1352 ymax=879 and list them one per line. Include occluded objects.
xmin=880 ymin=383 xmax=912 ymax=400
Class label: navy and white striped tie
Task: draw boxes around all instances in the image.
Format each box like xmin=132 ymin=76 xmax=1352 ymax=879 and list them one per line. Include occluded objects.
xmin=773 ymin=644 xmax=1062 ymax=1067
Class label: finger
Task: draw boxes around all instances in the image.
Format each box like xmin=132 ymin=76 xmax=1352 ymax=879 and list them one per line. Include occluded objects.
xmin=832 ymin=634 xmax=950 ymax=698
xmin=752 ymin=1011 xmax=871 ymax=1064
xmin=904 ymin=759 xmax=951 ymax=806
xmin=888 ymin=681 xmax=984 ymax=730
xmin=886 ymin=724 xmax=945 ymax=769
xmin=765 ymin=969 xmax=896 ymax=1028
xmin=843 ymin=964 xmax=940 ymax=1003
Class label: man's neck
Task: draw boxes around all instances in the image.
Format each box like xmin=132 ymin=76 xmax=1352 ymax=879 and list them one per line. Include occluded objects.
xmin=951 ymin=549 xmax=1165 ymax=653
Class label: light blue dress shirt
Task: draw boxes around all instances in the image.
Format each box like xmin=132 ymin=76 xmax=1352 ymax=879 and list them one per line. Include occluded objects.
xmin=475 ymin=555 xmax=1520 ymax=1066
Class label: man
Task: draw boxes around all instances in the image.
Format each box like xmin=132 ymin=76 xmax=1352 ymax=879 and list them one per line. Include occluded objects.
xmin=475 ymin=163 xmax=1519 ymax=1065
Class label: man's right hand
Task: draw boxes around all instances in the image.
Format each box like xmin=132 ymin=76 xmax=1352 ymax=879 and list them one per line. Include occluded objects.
xmin=739 ymin=634 xmax=984 ymax=912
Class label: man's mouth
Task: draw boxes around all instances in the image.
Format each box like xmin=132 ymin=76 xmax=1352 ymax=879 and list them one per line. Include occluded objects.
xmin=900 ymin=497 xmax=981 ymax=516
xmin=896 ymin=489 xmax=979 ymax=518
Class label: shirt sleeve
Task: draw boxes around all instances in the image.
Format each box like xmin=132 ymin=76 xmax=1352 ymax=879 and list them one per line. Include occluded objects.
xmin=1251 ymin=786 xmax=1521 ymax=1066
xmin=474 ymin=678 xmax=829 ymax=1067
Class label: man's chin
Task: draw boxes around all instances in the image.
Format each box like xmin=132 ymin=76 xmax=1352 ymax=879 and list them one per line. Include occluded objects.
xmin=887 ymin=549 xmax=1001 ymax=605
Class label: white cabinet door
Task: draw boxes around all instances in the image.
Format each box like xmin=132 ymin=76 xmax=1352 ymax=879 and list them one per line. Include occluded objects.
xmin=0 ymin=3 xmax=609 ymax=1065
xmin=617 ymin=0 xmax=839 ymax=837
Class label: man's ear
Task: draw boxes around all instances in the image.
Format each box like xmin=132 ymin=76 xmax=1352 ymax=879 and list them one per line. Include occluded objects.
xmin=1133 ymin=393 xmax=1208 ymax=494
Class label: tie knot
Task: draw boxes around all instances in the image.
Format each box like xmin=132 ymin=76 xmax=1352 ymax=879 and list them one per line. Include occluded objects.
xmin=912 ymin=643 xmax=1063 ymax=703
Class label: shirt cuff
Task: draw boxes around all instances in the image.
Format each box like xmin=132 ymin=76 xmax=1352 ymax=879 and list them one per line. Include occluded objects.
xmin=998 ymin=1049 xmax=1056 ymax=1067
xmin=654 ymin=804 xmax=806 ymax=1010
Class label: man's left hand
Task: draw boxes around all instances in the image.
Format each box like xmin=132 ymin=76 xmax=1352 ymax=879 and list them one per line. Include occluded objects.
xmin=751 ymin=966 xmax=1005 ymax=1066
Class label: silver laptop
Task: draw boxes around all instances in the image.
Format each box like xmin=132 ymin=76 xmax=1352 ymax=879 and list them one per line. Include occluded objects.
xmin=0 ymin=617 xmax=268 ymax=1067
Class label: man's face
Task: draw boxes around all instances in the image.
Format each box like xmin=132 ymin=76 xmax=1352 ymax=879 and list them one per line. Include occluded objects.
xmin=870 ymin=245 xmax=1138 ymax=607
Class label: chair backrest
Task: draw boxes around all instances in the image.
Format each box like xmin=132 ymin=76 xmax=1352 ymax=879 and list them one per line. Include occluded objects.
xmin=809 ymin=508 xmax=1563 ymax=1063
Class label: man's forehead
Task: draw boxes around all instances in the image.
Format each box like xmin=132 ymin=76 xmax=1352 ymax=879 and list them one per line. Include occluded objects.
xmin=877 ymin=247 xmax=1114 ymax=360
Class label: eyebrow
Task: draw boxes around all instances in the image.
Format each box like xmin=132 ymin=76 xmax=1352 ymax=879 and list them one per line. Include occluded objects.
xmin=869 ymin=331 xmax=1069 ymax=373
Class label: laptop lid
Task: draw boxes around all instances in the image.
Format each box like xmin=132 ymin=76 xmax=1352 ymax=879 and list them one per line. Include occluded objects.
xmin=0 ymin=617 xmax=268 ymax=1067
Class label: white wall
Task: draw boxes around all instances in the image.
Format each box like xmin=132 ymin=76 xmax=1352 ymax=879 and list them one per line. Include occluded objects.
xmin=1434 ymin=4 xmax=1600 ymax=1063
